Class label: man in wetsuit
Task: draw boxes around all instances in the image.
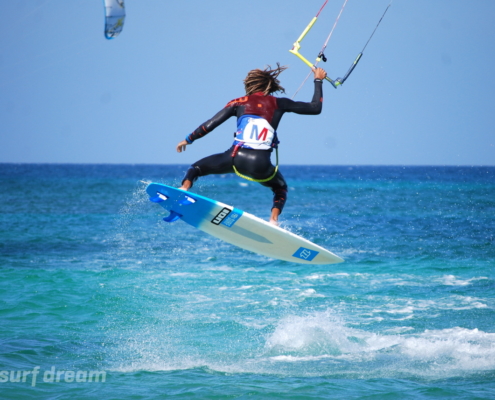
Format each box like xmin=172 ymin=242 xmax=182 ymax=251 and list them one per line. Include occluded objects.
xmin=176 ymin=64 xmax=327 ymax=225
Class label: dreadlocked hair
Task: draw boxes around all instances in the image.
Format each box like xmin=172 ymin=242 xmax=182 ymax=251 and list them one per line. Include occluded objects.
xmin=243 ymin=63 xmax=288 ymax=96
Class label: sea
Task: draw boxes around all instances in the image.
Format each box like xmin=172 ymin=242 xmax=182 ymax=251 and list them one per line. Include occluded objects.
xmin=1 ymin=163 xmax=494 ymax=399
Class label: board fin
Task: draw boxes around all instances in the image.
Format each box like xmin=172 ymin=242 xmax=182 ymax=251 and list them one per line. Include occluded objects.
xmin=163 ymin=210 xmax=182 ymax=223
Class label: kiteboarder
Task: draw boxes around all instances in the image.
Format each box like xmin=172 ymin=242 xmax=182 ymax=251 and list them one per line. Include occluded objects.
xmin=176 ymin=65 xmax=327 ymax=225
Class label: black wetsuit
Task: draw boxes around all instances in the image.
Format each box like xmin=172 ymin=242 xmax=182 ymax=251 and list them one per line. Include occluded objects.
xmin=183 ymin=79 xmax=324 ymax=213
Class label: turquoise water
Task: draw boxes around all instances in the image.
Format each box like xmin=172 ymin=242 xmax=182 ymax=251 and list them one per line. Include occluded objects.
xmin=1 ymin=164 xmax=494 ymax=399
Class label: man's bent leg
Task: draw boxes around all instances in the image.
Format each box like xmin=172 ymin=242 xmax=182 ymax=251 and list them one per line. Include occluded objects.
xmin=180 ymin=166 xmax=201 ymax=190
xmin=261 ymin=171 xmax=288 ymax=225
xmin=179 ymin=148 xmax=235 ymax=190
xmin=270 ymin=207 xmax=281 ymax=226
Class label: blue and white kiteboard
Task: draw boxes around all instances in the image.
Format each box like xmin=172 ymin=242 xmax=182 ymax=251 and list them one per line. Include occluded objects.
xmin=146 ymin=183 xmax=344 ymax=265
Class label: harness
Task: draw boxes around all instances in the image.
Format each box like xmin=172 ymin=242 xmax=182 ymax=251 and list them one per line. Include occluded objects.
xmin=229 ymin=97 xmax=281 ymax=183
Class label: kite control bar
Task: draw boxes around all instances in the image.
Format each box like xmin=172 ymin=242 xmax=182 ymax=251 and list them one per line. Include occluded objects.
xmin=333 ymin=52 xmax=363 ymax=87
xmin=290 ymin=42 xmax=362 ymax=89
xmin=289 ymin=0 xmax=391 ymax=90
xmin=289 ymin=0 xmax=352 ymax=89
xmin=289 ymin=15 xmax=345 ymax=89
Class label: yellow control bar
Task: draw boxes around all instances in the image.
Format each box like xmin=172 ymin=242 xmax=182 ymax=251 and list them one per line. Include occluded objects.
xmin=289 ymin=17 xmax=340 ymax=87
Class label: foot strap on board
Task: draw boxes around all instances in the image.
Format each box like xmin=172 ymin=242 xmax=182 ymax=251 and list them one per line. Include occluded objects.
xmin=150 ymin=192 xmax=169 ymax=203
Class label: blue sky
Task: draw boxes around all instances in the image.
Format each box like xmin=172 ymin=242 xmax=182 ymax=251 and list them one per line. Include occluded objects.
xmin=1 ymin=0 xmax=494 ymax=165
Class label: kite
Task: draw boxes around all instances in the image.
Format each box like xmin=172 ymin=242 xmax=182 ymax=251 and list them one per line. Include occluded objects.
xmin=104 ymin=0 xmax=125 ymax=39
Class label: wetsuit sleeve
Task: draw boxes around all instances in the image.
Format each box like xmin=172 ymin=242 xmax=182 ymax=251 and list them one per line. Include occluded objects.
xmin=276 ymin=79 xmax=323 ymax=115
xmin=186 ymin=106 xmax=237 ymax=144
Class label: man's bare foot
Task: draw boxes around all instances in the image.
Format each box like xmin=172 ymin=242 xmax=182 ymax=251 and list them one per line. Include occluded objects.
xmin=179 ymin=180 xmax=192 ymax=191
xmin=269 ymin=208 xmax=280 ymax=226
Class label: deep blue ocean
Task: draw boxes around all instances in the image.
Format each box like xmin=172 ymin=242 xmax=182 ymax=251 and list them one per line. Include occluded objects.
xmin=1 ymin=164 xmax=494 ymax=399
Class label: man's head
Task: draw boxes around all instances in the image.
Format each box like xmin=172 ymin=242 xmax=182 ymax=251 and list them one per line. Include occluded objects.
xmin=244 ymin=63 xmax=288 ymax=96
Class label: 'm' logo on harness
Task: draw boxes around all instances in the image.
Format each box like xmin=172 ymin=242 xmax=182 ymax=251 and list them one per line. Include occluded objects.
xmin=212 ymin=208 xmax=231 ymax=225
xmin=250 ymin=125 xmax=269 ymax=141
xmin=234 ymin=115 xmax=275 ymax=150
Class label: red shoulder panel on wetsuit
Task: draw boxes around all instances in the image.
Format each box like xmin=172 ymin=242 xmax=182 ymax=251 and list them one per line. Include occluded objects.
xmin=225 ymin=92 xmax=279 ymax=125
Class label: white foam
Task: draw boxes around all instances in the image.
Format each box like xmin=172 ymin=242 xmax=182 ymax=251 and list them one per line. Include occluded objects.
xmin=169 ymin=272 xmax=198 ymax=278
xmin=446 ymin=295 xmax=488 ymax=310
xmin=304 ymin=274 xmax=324 ymax=280
xmin=205 ymin=265 xmax=234 ymax=271
xmin=298 ymin=288 xmax=325 ymax=298
xmin=440 ymin=275 xmax=488 ymax=286
xmin=397 ymin=327 xmax=495 ymax=372
xmin=265 ymin=310 xmax=359 ymax=356
xmin=109 ymin=316 xmax=495 ymax=379
xmin=262 ymin=309 xmax=495 ymax=377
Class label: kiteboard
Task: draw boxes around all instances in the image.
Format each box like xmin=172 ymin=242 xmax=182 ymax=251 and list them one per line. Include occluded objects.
xmin=145 ymin=182 xmax=344 ymax=265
